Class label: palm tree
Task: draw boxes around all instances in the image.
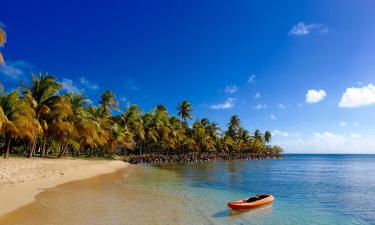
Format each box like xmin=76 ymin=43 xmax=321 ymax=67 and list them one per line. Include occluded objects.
xmin=121 ymin=104 xmax=145 ymax=153
xmin=0 ymin=23 xmax=6 ymax=64
xmin=192 ymin=120 xmax=214 ymax=156
xmin=23 ymin=73 xmax=62 ymax=157
xmin=0 ymin=88 xmax=38 ymax=158
xmin=99 ymin=90 xmax=119 ymax=116
xmin=264 ymin=131 xmax=272 ymax=144
xmin=177 ymin=100 xmax=193 ymax=123
xmin=227 ymin=115 xmax=241 ymax=141
xmin=107 ymin=123 xmax=134 ymax=156
xmin=254 ymin=129 xmax=263 ymax=143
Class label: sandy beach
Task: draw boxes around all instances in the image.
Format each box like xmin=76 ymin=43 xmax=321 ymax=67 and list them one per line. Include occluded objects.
xmin=0 ymin=158 xmax=128 ymax=217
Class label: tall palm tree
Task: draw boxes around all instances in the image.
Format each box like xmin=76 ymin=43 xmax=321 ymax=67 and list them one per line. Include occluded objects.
xmin=0 ymin=23 xmax=6 ymax=64
xmin=23 ymin=73 xmax=62 ymax=157
xmin=254 ymin=129 xmax=263 ymax=143
xmin=121 ymin=104 xmax=145 ymax=153
xmin=99 ymin=90 xmax=119 ymax=116
xmin=177 ymin=100 xmax=193 ymax=123
xmin=264 ymin=131 xmax=272 ymax=144
xmin=0 ymin=88 xmax=38 ymax=158
xmin=192 ymin=120 xmax=214 ymax=155
xmin=227 ymin=115 xmax=241 ymax=141
xmin=64 ymin=93 xmax=91 ymax=156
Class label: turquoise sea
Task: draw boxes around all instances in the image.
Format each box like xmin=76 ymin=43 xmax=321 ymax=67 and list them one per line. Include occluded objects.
xmin=154 ymin=154 xmax=375 ymax=224
xmin=1 ymin=154 xmax=374 ymax=225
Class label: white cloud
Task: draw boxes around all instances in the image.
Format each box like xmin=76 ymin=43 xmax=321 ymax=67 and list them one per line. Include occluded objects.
xmin=253 ymin=104 xmax=267 ymax=109
xmin=350 ymin=133 xmax=361 ymax=139
xmin=278 ymin=103 xmax=291 ymax=109
xmin=289 ymin=22 xmax=327 ymax=36
xmin=339 ymin=121 xmax=348 ymax=127
xmin=254 ymin=92 xmax=261 ymax=98
xmin=272 ymin=129 xmax=299 ymax=137
xmin=305 ymin=89 xmax=326 ymax=104
xmin=80 ymin=77 xmax=98 ymax=90
xmin=0 ymin=61 xmax=32 ymax=80
xmin=224 ymin=85 xmax=238 ymax=94
xmin=210 ymin=98 xmax=235 ymax=109
xmin=297 ymin=102 xmax=303 ymax=107
xmin=274 ymin=131 xmax=375 ymax=154
xmin=338 ymin=84 xmax=375 ymax=108
xmin=61 ymin=79 xmax=81 ymax=93
xmin=247 ymin=75 xmax=256 ymax=84
xmin=270 ymin=114 xmax=277 ymax=120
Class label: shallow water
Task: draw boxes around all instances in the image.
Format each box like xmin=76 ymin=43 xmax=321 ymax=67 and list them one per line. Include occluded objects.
xmin=1 ymin=155 xmax=375 ymax=224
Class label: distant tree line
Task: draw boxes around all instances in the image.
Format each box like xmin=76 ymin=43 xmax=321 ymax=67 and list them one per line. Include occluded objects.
xmin=0 ymin=74 xmax=283 ymax=159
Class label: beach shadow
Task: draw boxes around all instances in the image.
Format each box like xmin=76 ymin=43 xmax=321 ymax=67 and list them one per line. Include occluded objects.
xmin=212 ymin=204 xmax=273 ymax=218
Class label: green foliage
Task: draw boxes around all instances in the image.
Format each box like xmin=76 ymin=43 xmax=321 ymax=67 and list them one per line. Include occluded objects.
xmin=0 ymin=74 xmax=282 ymax=158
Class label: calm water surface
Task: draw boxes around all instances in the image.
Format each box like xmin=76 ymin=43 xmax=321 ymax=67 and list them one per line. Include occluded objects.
xmin=1 ymin=154 xmax=374 ymax=225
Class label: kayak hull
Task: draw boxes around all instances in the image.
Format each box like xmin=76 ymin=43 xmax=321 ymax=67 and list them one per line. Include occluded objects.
xmin=228 ymin=194 xmax=274 ymax=210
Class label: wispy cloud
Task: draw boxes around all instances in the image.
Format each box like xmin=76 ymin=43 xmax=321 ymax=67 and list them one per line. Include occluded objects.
xmin=270 ymin=114 xmax=277 ymax=120
xmin=125 ymin=78 xmax=140 ymax=91
xmin=254 ymin=92 xmax=261 ymax=98
xmin=272 ymin=129 xmax=299 ymax=137
xmin=61 ymin=78 xmax=82 ymax=93
xmin=253 ymin=104 xmax=267 ymax=109
xmin=0 ymin=60 xmax=33 ymax=80
xmin=247 ymin=75 xmax=256 ymax=84
xmin=210 ymin=98 xmax=235 ymax=109
xmin=278 ymin=103 xmax=291 ymax=109
xmin=305 ymin=89 xmax=326 ymax=104
xmin=289 ymin=22 xmax=327 ymax=36
xmin=339 ymin=121 xmax=348 ymax=127
xmin=224 ymin=85 xmax=238 ymax=94
xmin=338 ymin=84 xmax=375 ymax=108
xmin=80 ymin=77 xmax=98 ymax=90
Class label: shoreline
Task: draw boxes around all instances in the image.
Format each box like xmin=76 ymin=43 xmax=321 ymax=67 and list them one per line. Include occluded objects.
xmin=126 ymin=152 xmax=284 ymax=164
xmin=0 ymin=158 xmax=128 ymax=218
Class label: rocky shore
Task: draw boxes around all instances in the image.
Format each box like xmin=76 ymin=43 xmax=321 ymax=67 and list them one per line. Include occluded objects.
xmin=125 ymin=152 xmax=284 ymax=164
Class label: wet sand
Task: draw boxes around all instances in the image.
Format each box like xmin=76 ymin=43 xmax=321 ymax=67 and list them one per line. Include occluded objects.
xmin=0 ymin=166 xmax=195 ymax=225
xmin=0 ymin=158 xmax=127 ymax=217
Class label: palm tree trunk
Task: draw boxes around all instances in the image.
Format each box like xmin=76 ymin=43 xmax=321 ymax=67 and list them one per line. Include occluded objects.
xmin=58 ymin=138 xmax=69 ymax=158
xmin=28 ymin=136 xmax=37 ymax=158
xmin=4 ymin=136 xmax=11 ymax=158
xmin=41 ymin=133 xmax=47 ymax=158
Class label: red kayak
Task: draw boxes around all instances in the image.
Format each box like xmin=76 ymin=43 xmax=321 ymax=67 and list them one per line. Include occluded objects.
xmin=228 ymin=194 xmax=274 ymax=210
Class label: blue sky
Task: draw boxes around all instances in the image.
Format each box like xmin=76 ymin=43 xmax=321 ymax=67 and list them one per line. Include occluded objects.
xmin=1 ymin=0 xmax=375 ymax=153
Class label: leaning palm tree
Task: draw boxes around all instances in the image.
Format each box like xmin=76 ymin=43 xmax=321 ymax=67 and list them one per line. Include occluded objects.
xmin=99 ymin=90 xmax=119 ymax=116
xmin=0 ymin=23 xmax=6 ymax=64
xmin=177 ymin=100 xmax=193 ymax=123
xmin=23 ymin=73 xmax=63 ymax=157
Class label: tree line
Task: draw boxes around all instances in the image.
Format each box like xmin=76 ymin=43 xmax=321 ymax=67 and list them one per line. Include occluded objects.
xmin=0 ymin=74 xmax=282 ymax=159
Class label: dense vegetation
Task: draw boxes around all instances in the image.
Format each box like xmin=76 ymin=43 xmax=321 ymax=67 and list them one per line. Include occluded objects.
xmin=0 ymin=74 xmax=283 ymax=160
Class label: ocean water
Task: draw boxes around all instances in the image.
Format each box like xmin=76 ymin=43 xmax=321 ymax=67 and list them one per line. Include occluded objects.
xmin=1 ymin=154 xmax=375 ymax=225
